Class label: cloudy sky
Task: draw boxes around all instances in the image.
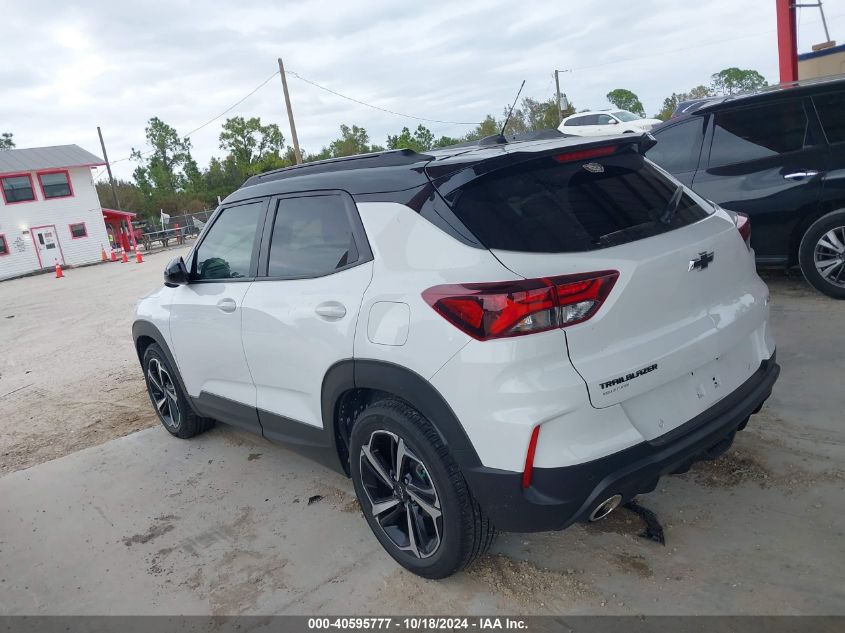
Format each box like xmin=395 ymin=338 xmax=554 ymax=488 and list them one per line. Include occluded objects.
xmin=1 ymin=0 xmax=839 ymax=181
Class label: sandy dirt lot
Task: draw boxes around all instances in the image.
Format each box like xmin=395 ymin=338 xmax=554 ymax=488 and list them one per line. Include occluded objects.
xmin=0 ymin=259 xmax=843 ymax=615
xmin=0 ymin=248 xmax=189 ymax=474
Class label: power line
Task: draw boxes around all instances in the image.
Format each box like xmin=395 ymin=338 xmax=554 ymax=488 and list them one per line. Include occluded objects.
xmin=285 ymin=70 xmax=480 ymax=125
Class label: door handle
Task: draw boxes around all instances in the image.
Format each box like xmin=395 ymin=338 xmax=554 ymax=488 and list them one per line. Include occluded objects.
xmin=315 ymin=301 xmax=347 ymax=321
xmin=216 ymin=298 xmax=237 ymax=313
xmin=783 ymin=170 xmax=819 ymax=180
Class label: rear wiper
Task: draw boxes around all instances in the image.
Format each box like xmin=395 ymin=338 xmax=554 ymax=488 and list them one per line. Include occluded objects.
xmin=659 ymin=185 xmax=684 ymax=225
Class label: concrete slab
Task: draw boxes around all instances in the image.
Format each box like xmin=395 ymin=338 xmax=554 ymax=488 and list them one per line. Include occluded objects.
xmin=0 ymin=273 xmax=843 ymax=615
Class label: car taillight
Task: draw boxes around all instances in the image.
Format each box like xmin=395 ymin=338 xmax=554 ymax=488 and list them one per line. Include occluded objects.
xmin=422 ymin=270 xmax=619 ymax=341
xmin=735 ymin=212 xmax=751 ymax=248
xmin=554 ymin=145 xmax=617 ymax=163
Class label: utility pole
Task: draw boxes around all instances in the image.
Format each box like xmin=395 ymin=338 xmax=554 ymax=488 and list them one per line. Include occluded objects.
xmin=97 ymin=126 xmax=120 ymax=209
xmin=278 ymin=57 xmax=303 ymax=165
xmin=554 ymin=70 xmax=562 ymax=125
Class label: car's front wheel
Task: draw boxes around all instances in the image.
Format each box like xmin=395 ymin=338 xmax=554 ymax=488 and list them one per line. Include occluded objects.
xmin=349 ymin=399 xmax=495 ymax=579
xmin=142 ymin=343 xmax=213 ymax=438
xmin=799 ymin=209 xmax=845 ymax=299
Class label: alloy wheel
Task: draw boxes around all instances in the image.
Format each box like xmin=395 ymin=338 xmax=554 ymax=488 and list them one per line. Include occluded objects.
xmin=813 ymin=226 xmax=845 ymax=288
xmin=359 ymin=429 xmax=442 ymax=558
xmin=146 ymin=357 xmax=181 ymax=430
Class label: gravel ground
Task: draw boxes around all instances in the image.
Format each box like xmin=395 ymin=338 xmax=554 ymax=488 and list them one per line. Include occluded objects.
xmin=0 ymin=247 xmax=189 ymax=475
xmin=0 ymin=258 xmax=843 ymax=615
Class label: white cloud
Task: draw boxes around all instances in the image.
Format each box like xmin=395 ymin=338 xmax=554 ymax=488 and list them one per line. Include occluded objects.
xmin=0 ymin=0 xmax=839 ymax=182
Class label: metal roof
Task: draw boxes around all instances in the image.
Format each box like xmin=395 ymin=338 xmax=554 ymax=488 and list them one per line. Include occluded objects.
xmin=0 ymin=144 xmax=105 ymax=175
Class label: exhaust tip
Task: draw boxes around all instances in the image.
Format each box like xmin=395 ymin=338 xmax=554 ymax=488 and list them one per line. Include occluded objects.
xmin=589 ymin=494 xmax=622 ymax=522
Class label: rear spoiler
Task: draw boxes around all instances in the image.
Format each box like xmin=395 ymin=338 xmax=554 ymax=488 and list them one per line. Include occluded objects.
xmin=427 ymin=133 xmax=657 ymax=203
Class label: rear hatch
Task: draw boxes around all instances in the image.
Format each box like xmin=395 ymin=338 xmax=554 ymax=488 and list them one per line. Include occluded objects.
xmin=431 ymin=141 xmax=770 ymax=439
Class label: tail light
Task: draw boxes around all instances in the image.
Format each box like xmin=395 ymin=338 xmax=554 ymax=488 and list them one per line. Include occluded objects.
xmin=422 ymin=270 xmax=618 ymax=341
xmin=735 ymin=212 xmax=751 ymax=248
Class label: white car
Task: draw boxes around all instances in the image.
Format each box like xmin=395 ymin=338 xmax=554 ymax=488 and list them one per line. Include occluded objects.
xmin=559 ymin=109 xmax=663 ymax=136
xmin=133 ymin=134 xmax=779 ymax=579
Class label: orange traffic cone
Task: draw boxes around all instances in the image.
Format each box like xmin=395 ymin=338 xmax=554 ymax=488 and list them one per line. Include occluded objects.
xmin=110 ymin=249 xmax=117 ymax=262
xmin=121 ymin=249 xmax=129 ymax=263
xmin=55 ymin=260 xmax=63 ymax=278
xmin=135 ymin=247 xmax=143 ymax=264
xmin=101 ymin=245 xmax=108 ymax=262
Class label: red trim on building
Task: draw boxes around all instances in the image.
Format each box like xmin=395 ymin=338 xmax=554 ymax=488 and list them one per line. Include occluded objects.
xmin=0 ymin=173 xmax=38 ymax=205
xmin=37 ymin=169 xmax=75 ymax=200
xmin=0 ymin=234 xmax=9 ymax=256
xmin=69 ymin=222 xmax=88 ymax=239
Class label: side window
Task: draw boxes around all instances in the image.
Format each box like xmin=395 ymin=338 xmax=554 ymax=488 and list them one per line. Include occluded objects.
xmin=580 ymin=115 xmax=599 ymax=126
xmin=709 ymin=100 xmax=808 ymax=167
xmin=813 ymin=91 xmax=845 ymax=143
xmin=596 ymin=114 xmax=614 ymax=125
xmin=267 ymin=194 xmax=361 ymax=278
xmin=563 ymin=117 xmax=582 ymax=127
xmin=194 ymin=201 xmax=263 ymax=280
xmin=647 ymin=118 xmax=704 ymax=173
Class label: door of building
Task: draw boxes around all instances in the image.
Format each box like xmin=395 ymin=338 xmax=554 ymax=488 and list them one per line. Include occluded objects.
xmin=31 ymin=225 xmax=64 ymax=268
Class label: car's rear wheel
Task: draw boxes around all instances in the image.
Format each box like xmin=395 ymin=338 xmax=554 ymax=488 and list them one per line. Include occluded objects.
xmin=799 ymin=210 xmax=845 ymax=299
xmin=142 ymin=343 xmax=213 ymax=438
xmin=349 ymin=399 xmax=495 ymax=579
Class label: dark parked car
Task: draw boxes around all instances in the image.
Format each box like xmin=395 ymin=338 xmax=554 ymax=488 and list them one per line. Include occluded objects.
xmin=647 ymin=76 xmax=845 ymax=298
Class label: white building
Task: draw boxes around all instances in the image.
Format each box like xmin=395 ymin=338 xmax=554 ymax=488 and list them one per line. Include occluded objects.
xmin=0 ymin=145 xmax=109 ymax=280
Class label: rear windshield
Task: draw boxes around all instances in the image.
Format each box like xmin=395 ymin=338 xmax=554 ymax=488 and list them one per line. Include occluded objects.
xmin=450 ymin=149 xmax=710 ymax=252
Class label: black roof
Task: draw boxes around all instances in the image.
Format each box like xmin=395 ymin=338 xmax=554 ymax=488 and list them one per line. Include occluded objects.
xmin=671 ymin=73 xmax=845 ymax=118
xmin=224 ymin=131 xmax=653 ymax=206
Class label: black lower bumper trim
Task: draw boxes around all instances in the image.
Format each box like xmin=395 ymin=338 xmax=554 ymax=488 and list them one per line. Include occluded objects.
xmin=463 ymin=353 xmax=780 ymax=533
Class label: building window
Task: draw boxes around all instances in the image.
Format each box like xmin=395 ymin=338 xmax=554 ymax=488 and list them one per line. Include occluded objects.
xmin=38 ymin=170 xmax=73 ymax=199
xmin=69 ymin=222 xmax=87 ymax=239
xmin=1 ymin=174 xmax=36 ymax=204
xmin=0 ymin=234 xmax=8 ymax=256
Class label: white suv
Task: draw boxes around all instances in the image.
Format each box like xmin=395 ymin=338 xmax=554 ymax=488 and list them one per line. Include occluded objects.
xmin=133 ymin=134 xmax=779 ymax=579
xmin=560 ymin=110 xmax=663 ymax=136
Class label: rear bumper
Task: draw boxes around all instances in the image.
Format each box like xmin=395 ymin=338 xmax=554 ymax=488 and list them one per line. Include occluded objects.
xmin=463 ymin=352 xmax=780 ymax=532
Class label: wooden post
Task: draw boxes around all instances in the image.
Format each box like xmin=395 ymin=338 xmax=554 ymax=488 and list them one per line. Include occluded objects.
xmin=278 ymin=58 xmax=303 ymax=165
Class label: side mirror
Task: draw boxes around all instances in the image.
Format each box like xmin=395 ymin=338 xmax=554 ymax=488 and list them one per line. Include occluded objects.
xmin=608 ymin=119 xmax=619 ymax=125
xmin=163 ymin=257 xmax=189 ymax=287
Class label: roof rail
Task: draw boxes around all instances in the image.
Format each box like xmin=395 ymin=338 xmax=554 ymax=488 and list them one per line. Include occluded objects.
xmin=244 ymin=148 xmax=433 ymax=186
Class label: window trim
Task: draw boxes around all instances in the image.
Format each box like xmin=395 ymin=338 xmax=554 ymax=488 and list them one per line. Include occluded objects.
xmin=810 ymin=90 xmax=845 ymax=146
xmin=0 ymin=234 xmax=8 ymax=256
xmin=187 ymin=197 xmax=269 ymax=284
xmin=648 ymin=116 xmax=707 ymax=175
xmin=256 ymin=189 xmax=373 ymax=282
xmin=37 ymin=169 xmax=74 ymax=200
xmin=1 ymin=172 xmax=37 ymax=205
xmin=69 ymin=222 xmax=87 ymax=239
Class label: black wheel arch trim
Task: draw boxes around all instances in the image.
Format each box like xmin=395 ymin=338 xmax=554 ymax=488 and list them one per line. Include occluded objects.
xmin=322 ymin=359 xmax=484 ymax=476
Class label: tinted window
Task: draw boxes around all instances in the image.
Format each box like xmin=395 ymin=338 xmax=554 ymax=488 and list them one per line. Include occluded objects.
xmin=580 ymin=115 xmax=599 ymax=125
xmin=596 ymin=114 xmax=615 ymax=124
xmin=647 ymin=118 xmax=703 ymax=173
xmin=194 ymin=201 xmax=263 ymax=280
xmin=813 ymin=91 xmax=845 ymax=143
xmin=39 ymin=172 xmax=72 ymax=198
xmin=563 ymin=117 xmax=583 ymax=127
xmin=451 ymin=150 xmax=710 ymax=253
xmin=267 ymin=195 xmax=360 ymax=277
xmin=709 ymin=100 xmax=808 ymax=167
xmin=1 ymin=175 xmax=35 ymax=203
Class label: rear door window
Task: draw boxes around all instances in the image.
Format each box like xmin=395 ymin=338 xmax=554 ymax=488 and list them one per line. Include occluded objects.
xmin=708 ymin=100 xmax=809 ymax=167
xmin=647 ymin=118 xmax=705 ymax=173
xmin=266 ymin=194 xmax=364 ymax=278
xmin=813 ymin=90 xmax=845 ymax=143
xmin=450 ymin=149 xmax=710 ymax=253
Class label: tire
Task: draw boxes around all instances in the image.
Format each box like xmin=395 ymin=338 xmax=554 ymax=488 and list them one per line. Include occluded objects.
xmin=142 ymin=343 xmax=214 ymax=439
xmin=349 ymin=398 xmax=496 ymax=579
xmin=798 ymin=209 xmax=845 ymax=299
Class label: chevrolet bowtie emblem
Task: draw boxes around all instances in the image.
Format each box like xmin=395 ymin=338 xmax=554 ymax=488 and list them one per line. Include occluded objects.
xmin=689 ymin=251 xmax=715 ymax=271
